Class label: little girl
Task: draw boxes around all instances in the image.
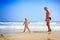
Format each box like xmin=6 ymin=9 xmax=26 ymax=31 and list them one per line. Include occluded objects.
xmin=23 ymin=18 xmax=30 ymax=32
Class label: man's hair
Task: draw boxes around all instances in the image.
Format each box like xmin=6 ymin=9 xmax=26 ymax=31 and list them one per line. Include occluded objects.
xmin=44 ymin=7 xmax=48 ymax=9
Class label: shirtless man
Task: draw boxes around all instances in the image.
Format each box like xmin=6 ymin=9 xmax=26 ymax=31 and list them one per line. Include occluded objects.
xmin=44 ymin=7 xmax=52 ymax=32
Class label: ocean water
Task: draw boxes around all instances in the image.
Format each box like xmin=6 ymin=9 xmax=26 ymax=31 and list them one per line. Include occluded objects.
xmin=0 ymin=22 xmax=60 ymax=34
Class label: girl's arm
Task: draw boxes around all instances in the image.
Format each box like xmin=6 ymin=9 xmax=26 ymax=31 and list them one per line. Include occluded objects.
xmin=29 ymin=22 xmax=30 ymax=24
xmin=23 ymin=22 xmax=25 ymax=25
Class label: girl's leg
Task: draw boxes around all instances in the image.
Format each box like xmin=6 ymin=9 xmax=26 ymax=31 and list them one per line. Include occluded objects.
xmin=27 ymin=27 xmax=30 ymax=32
xmin=23 ymin=27 xmax=26 ymax=32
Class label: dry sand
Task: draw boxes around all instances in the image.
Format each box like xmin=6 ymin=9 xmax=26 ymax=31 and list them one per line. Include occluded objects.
xmin=0 ymin=32 xmax=60 ymax=40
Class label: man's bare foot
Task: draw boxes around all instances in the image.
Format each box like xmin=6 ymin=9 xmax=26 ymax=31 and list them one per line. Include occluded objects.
xmin=48 ymin=29 xmax=52 ymax=32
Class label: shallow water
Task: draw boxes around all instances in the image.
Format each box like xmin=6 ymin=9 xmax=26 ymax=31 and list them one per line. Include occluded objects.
xmin=0 ymin=22 xmax=60 ymax=34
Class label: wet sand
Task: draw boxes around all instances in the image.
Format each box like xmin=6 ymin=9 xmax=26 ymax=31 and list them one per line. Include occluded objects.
xmin=0 ymin=32 xmax=60 ymax=40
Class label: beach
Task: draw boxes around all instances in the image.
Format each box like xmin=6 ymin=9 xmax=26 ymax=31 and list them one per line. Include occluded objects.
xmin=0 ymin=22 xmax=60 ymax=40
xmin=0 ymin=32 xmax=60 ymax=40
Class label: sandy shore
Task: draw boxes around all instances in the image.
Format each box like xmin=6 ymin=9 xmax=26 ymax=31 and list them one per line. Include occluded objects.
xmin=0 ymin=32 xmax=60 ymax=40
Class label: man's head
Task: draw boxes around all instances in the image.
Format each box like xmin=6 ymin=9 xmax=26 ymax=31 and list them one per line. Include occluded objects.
xmin=44 ymin=7 xmax=48 ymax=11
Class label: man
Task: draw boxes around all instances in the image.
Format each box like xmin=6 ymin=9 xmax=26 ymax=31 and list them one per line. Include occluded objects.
xmin=44 ymin=7 xmax=52 ymax=32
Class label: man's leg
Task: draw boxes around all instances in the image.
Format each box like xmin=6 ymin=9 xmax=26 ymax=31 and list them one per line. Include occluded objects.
xmin=47 ymin=22 xmax=51 ymax=32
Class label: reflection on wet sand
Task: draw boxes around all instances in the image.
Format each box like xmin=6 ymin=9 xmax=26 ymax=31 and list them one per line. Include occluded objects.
xmin=0 ymin=32 xmax=60 ymax=40
xmin=47 ymin=32 xmax=54 ymax=40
